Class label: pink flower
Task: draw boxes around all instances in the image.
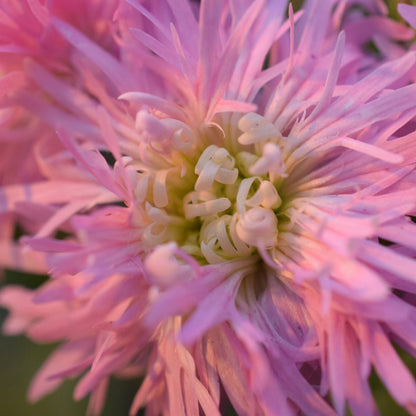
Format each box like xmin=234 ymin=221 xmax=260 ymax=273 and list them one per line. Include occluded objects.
xmin=334 ymin=0 xmax=414 ymax=62
xmin=1 ymin=1 xmax=416 ymax=415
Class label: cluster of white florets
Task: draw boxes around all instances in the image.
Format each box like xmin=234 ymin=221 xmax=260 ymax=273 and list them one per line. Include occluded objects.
xmin=137 ymin=112 xmax=288 ymax=265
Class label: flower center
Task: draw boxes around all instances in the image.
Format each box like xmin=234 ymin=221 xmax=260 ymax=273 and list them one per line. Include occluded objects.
xmin=135 ymin=112 xmax=286 ymax=265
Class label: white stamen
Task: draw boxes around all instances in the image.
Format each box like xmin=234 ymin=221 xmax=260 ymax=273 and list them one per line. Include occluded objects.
xmin=153 ymin=169 xmax=170 ymax=207
xmin=200 ymin=242 xmax=226 ymax=264
xmin=183 ymin=191 xmax=231 ymax=219
xmin=142 ymin=222 xmax=169 ymax=246
xmin=238 ymin=112 xmax=268 ymax=131
xmin=238 ymin=113 xmax=280 ymax=145
xmin=200 ymin=215 xmax=252 ymax=263
xmin=194 ymin=145 xmax=238 ymax=191
xmin=134 ymin=172 xmax=150 ymax=202
xmin=236 ymin=177 xmax=259 ymax=214
xmin=246 ymin=180 xmax=281 ymax=209
xmin=249 ymin=142 xmax=287 ymax=177
xmin=145 ymin=202 xmax=171 ymax=223
xmin=162 ymin=118 xmax=195 ymax=150
xmin=236 ymin=151 xmax=259 ymax=177
xmin=236 ymin=207 xmax=278 ymax=248
xmin=236 ymin=177 xmax=281 ymax=213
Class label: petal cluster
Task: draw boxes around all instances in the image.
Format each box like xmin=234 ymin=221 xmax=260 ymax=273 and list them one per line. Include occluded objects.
xmin=1 ymin=1 xmax=416 ymax=416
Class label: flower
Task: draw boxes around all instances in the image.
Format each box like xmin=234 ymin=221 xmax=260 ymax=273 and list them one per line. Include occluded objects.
xmin=1 ymin=0 xmax=416 ymax=415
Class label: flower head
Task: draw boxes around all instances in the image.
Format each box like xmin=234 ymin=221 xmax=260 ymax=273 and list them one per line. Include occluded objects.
xmin=1 ymin=1 xmax=416 ymax=415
